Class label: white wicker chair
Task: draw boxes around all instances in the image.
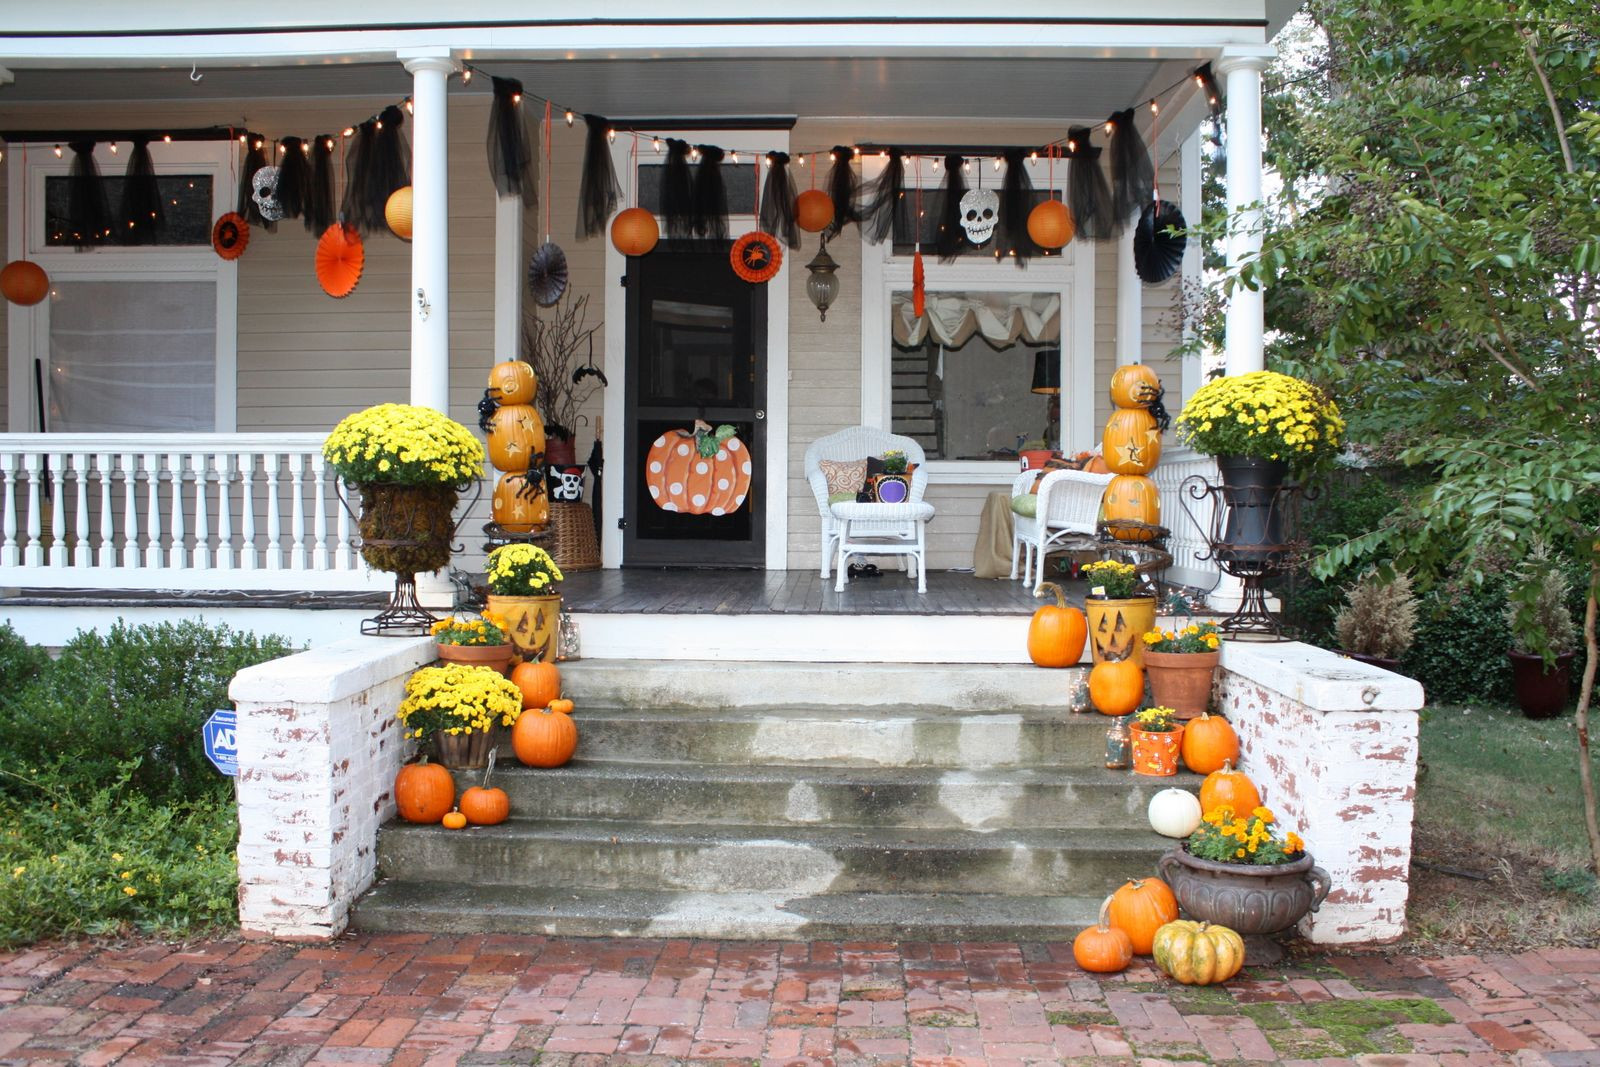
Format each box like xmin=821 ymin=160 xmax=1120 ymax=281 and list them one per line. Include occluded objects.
xmin=803 ymin=427 xmax=935 ymax=593
xmin=1010 ymin=468 xmax=1116 ymax=592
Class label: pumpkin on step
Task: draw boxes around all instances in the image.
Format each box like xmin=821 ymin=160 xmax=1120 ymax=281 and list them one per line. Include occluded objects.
xmin=460 ymin=786 xmax=510 ymax=826
xmin=1152 ymin=919 xmax=1246 ymax=985
xmin=513 ymin=705 xmax=578 ymax=768
xmin=395 ymin=760 xmax=454 ymax=824
xmin=1028 ymin=582 xmax=1087 ymax=668
xmin=1107 ymin=876 xmax=1179 ymax=955
xmin=1199 ymin=760 xmax=1262 ymax=817
xmin=442 ymin=809 xmax=468 ymax=830
xmin=1072 ymin=896 xmax=1133 ymax=973
xmin=1180 ymin=713 xmax=1240 ymax=775
xmin=1089 ymin=658 xmax=1145 ymax=716
xmin=511 ymin=661 xmax=561 ymax=710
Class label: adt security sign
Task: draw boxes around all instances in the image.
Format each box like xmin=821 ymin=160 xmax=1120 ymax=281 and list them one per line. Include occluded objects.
xmin=203 ymin=709 xmax=238 ymax=777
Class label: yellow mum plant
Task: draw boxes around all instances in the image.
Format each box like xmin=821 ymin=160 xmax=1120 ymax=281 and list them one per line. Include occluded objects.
xmin=1141 ymin=621 xmax=1222 ymax=654
xmin=1081 ymin=559 xmax=1141 ymax=600
xmin=397 ymin=663 xmax=523 ymax=741
xmin=486 ymin=543 xmax=564 ymax=596
xmin=1175 ymin=371 xmax=1344 ymax=471
xmin=430 ymin=611 xmax=510 ymax=647
xmin=1188 ymin=804 xmax=1307 ymax=866
xmin=322 ymin=403 xmax=484 ymax=486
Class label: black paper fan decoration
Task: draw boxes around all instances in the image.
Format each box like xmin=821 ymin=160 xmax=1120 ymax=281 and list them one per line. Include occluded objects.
xmin=528 ymin=241 xmax=569 ymax=306
xmin=1133 ymin=200 xmax=1188 ymax=284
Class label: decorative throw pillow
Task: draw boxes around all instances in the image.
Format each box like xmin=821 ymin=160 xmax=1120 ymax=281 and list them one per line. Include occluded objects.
xmin=1011 ymin=494 xmax=1039 ymax=518
xmin=818 ymin=458 xmax=868 ymax=496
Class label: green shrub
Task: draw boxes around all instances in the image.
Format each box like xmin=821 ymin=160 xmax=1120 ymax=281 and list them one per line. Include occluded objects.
xmin=0 ymin=624 xmax=50 ymax=693
xmin=1402 ymin=577 xmax=1514 ymax=705
xmin=1281 ymin=470 xmax=1410 ymax=645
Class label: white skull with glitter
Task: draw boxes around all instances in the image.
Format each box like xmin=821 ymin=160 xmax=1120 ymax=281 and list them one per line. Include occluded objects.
xmin=251 ymin=166 xmax=285 ymax=222
xmin=959 ymin=187 xmax=998 ymax=245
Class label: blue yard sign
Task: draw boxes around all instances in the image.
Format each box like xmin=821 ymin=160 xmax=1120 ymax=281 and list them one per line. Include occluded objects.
xmin=203 ymin=709 xmax=238 ymax=777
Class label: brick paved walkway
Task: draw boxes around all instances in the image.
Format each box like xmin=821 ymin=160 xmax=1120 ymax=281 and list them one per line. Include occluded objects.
xmin=1 ymin=936 xmax=1597 ymax=1066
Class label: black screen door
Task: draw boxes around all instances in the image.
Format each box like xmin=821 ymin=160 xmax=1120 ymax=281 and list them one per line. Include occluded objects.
xmin=623 ymin=246 xmax=766 ymax=567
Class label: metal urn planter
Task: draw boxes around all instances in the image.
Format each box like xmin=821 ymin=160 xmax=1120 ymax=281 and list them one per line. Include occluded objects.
xmin=1158 ymin=845 xmax=1331 ymax=964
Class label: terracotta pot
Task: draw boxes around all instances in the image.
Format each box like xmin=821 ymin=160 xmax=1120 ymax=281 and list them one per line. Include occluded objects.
xmin=431 ymin=728 xmax=498 ymax=770
xmin=1085 ymin=596 xmax=1157 ymax=667
xmin=1144 ymin=649 xmax=1221 ymax=719
xmin=1130 ymin=723 xmax=1184 ymax=777
xmin=487 ymin=593 xmax=561 ymax=663
xmin=1020 ymin=449 xmax=1056 ymax=472
xmin=434 ymin=641 xmax=515 ymax=676
xmin=1509 ymin=650 xmax=1575 ymax=720
xmin=1158 ymin=844 xmax=1331 ymax=938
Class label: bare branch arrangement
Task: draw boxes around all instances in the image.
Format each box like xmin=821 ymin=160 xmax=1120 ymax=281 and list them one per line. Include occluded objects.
xmin=522 ymin=294 xmax=602 ymax=440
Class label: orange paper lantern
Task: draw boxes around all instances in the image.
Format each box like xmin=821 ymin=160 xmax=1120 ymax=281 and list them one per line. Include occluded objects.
xmin=315 ymin=224 xmax=365 ymax=298
xmin=0 ymin=261 xmax=49 ymax=306
xmin=1027 ymin=199 xmax=1075 ymax=250
xmin=795 ymin=189 xmax=835 ymax=233
xmin=611 ymin=207 xmax=659 ymax=256
xmin=385 ymin=186 xmax=414 ymax=240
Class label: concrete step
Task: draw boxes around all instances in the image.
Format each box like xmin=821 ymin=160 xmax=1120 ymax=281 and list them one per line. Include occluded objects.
xmin=546 ymin=704 xmax=1110 ymax=767
xmin=375 ymin=819 xmax=1171 ymax=896
xmin=451 ymin=760 xmax=1197 ymax=830
xmin=352 ymin=882 xmax=1104 ymax=940
xmin=559 ymin=661 xmax=1082 ymax=712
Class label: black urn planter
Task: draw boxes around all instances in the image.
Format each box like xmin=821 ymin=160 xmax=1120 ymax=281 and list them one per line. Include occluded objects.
xmin=1215 ymin=455 xmax=1290 ymax=564
xmin=1344 ymin=651 xmax=1402 ymax=673
xmin=1509 ymin=650 xmax=1575 ymax=719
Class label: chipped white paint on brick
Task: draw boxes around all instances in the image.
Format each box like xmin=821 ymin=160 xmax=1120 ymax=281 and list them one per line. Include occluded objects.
xmin=1217 ymin=641 xmax=1422 ymax=945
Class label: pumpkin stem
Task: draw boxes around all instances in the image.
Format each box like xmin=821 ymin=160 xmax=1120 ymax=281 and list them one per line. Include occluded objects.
xmin=483 ymin=748 xmax=497 ymax=789
xmin=1096 ymin=894 xmax=1115 ymax=930
xmin=1036 ymin=581 xmax=1069 ymax=610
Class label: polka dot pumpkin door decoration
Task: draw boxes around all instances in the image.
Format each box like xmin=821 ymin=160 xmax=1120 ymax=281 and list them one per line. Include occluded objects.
xmin=644 ymin=420 xmax=752 ymax=516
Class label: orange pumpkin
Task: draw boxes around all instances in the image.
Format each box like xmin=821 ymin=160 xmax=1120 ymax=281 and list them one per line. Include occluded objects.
xmin=1083 ymin=454 xmax=1111 ymax=474
xmin=549 ymin=698 xmax=575 ymax=715
xmin=1027 ymin=199 xmax=1075 ymax=250
xmin=1109 ymin=364 xmax=1164 ymax=410
xmin=1107 ymin=876 xmax=1179 ymax=955
xmin=459 ymin=786 xmax=510 ymax=826
xmin=1089 ymin=658 xmax=1145 ymax=716
xmin=1102 ymin=408 xmax=1163 ymax=476
xmin=1028 ymin=582 xmax=1088 ymax=668
xmin=442 ymin=810 xmax=468 ymax=830
xmin=795 ymin=189 xmax=835 ymax=233
xmin=0 ymin=260 xmax=49 ymax=306
xmin=395 ymin=761 xmax=455 ymax=824
xmin=1199 ymin=760 xmax=1262 ymax=817
xmin=611 ymin=206 xmax=660 ymax=256
xmin=512 ymin=705 xmax=578 ymax=768
xmin=487 ymin=360 xmax=537 ymax=406
xmin=511 ymin=661 xmax=561 ymax=710
xmin=644 ymin=423 xmax=753 ymax=516
xmin=1072 ymin=895 xmax=1133 ymax=973
xmin=1100 ymin=474 xmax=1161 ymax=541
xmin=1180 ymin=713 xmax=1240 ymax=775
xmin=492 ymin=471 xmax=549 ymax=533
xmin=487 ymin=404 xmax=547 ymax=472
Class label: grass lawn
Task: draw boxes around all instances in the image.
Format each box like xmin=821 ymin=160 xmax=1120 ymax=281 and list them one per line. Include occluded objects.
xmin=1408 ymin=701 xmax=1600 ymax=949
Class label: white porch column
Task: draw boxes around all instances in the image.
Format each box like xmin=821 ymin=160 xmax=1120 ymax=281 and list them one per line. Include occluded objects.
xmin=1116 ymin=224 xmax=1142 ymax=367
xmin=1218 ymin=51 xmax=1272 ymax=376
xmin=401 ymin=50 xmax=455 ymax=413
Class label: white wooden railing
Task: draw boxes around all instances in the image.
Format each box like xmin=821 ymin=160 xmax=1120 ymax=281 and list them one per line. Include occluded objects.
xmin=1152 ymin=447 xmax=1221 ymax=592
xmin=0 ymin=434 xmax=391 ymax=592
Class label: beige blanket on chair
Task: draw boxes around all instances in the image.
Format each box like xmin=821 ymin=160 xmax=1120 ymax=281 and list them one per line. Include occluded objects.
xmin=973 ymin=489 xmax=1016 ymax=579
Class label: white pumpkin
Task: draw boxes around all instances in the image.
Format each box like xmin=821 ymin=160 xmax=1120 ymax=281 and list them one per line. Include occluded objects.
xmin=1148 ymin=787 xmax=1202 ymax=838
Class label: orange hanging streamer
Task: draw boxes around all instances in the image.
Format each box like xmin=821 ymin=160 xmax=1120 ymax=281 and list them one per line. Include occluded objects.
xmin=912 ymin=157 xmax=926 ymax=317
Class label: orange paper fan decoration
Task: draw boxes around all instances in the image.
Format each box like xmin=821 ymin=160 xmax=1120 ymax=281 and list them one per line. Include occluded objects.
xmin=730 ymin=231 xmax=782 ymax=284
xmin=316 ymin=223 xmax=365 ymax=298
xmin=211 ymin=212 xmax=250 ymax=261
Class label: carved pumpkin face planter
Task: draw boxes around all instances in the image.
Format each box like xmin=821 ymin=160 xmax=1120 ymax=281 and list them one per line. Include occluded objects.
xmin=1085 ymin=595 xmax=1157 ymax=667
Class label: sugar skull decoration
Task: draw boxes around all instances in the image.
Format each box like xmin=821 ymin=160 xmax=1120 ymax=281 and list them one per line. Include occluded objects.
xmin=547 ymin=464 xmax=586 ymax=503
xmin=959 ymin=187 xmax=999 ymax=245
xmin=251 ymin=166 xmax=285 ymax=223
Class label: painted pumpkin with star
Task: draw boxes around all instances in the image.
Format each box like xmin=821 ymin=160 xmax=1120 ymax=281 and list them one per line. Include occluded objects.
xmin=1103 ymin=407 xmax=1164 ymax=475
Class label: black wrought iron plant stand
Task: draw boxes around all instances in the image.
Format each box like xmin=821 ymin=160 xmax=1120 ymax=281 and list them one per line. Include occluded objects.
xmin=1178 ymin=473 xmax=1310 ymax=639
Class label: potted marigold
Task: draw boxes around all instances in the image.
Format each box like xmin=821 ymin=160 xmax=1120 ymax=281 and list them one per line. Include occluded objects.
xmin=486 ymin=543 xmax=565 ymax=664
xmin=1082 ymin=559 xmax=1155 ymax=666
xmin=1141 ymin=622 xmax=1222 ymax=718
xmin=398 ymin=662 xmax=524 ymax=769
xmin=1129 ymin=705 xmax=1184 ymax=776
xmin=431 ymin=610 xmax=514 ymax=676
xmin=1157 ymin=804 xmax=1330 ymax=963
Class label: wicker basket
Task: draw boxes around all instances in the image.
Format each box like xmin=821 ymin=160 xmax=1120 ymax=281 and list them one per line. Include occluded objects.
xmin=549 ymin=502 xmax=601 ymax=571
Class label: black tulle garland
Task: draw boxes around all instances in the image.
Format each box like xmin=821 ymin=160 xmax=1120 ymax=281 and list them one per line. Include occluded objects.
xmin=691 ymin=145 xmax=728 ymax=240
xmin=934 ymin=154 xmax=968 ymax=262
xmin=661 ymin=139 xmax=696 ymax=242
xmin=760 ymin=151 xmax=799 ymax=248
xmin=1067 ymin=126 xmax=1116 ymax=241
xmin=1196 ymin=63 xmax=1224 ymax=123
xmin=823 ymin=145 xmax=859 ymax=237
xmin=1108 ymin=108 xmax=1155 ymax=225
xmin=274 ymin=137 xmax=311 ymax=222
xmin=859 ymin=150 xmax=904 ymax=246
xmin=487 ymin=77 xmax=536 ymax=205
xmin=119 ymin=139 xmax=164 ymax=245
xmin=339 ymin=121 xmax=376 ymax=231
xmin=576 ymin=114 xmax=621 ymax=239
xmin=998 ymin=148 xmax=1040 ymax=263
xmin=306 ymin=135 xmax=337 ymax=233
xmin=362 ymin=105 xmax=411 ymax=231
xmin=64 ymin=142 xmax=110 ymax=246
xmin=238 ymin=137 xmax=272 ymax=227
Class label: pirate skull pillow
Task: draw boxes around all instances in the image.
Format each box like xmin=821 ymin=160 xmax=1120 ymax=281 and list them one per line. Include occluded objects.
xmin=547 ymin=464 xmax=585 ymax=503
xmin=959 ymin=187 xmax=999 ymax=245
xmin=251 ymin=166 xmax=286 ymax=223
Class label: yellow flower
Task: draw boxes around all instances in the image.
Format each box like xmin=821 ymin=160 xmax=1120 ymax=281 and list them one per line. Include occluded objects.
xmin=111 ymin=852 xmax=123 ymax=862
xmin=123 ymin=886 xmax=138 ymax=897
xmin=1252 ymin=806 xmax=1274 ymax=823
xmin=11 ymin=866 xmax=24 ymax=878
xmin=1235 ymin=848 xmax=1246 ymax=858
xmin=121 ymin=870 xmax=133 ymax=880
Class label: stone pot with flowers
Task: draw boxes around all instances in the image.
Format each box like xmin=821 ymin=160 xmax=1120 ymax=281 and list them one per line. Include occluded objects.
xmin=1158 ymin=804 xmax=1330 ymax=963
xmin=486 ymin=543 xmax=565 ymax=664
xmin=1141 ymin=621 xmax=1223 ymax=718
xmin=1081 ymin=559 xmax=1155 ymax=667
xmin=1129 ymin=705 xmax=1184 ymax=776
xmin=431 ymin=610 xmax=514 ymax=676
xmin=398 ymin=662 xmax=525 ymax=769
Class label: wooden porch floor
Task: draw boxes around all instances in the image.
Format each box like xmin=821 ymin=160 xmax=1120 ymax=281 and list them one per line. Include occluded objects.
xmin=560 ymin=568 xmax=1082 ymax=616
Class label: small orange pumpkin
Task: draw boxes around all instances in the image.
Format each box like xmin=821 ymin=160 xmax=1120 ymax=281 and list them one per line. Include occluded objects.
xmin=487 ymin=360 xmax=538 ymax=406
xmin=1107 ymin=876 xmax=1179 ymax=955
xmin=1180 ymin=713 xmax=1241 ymax=775
xmin=1083 ymin=454 xmax=1111 ymax=474
xmin=1100 ymin=474 xmax=1161 ymax=541
xmin=611 ymin=206 xmax=660 ymax=256
xmin=459 ymin=786 xmax=510 ymax=826
xmin=795 ymin=189 xmax=835 ymax=233
xmin=487 ymin=404 xmax=547 ymax=472
xmin=1089 ymin=658 xmax=1145 ymax=716
xmin=511 ymin=661 xmax=561 ymax=710
xmin=0 ymin=260 xmax=50 ymax=306
xmin=1073 ymin=895 xmax=1133 ymax=973
xmin=492 ymin=471 xmax=549 ymax=533
xmin=512 ymin=705 xmax=578 ymax=768
xmin=1028 ymin=582 xmax=1087 ymax=669
xmin=1109 ymin=364 xmax=1164 ymax=410
xmin=1027 ymin=199 xmax=1075 ymax=250
xmin=549 ymin=698 xmax=575 ymax=715
xmin=1200 ymin=760 xmax=1263 ymax=817
xmin=1102 ymin=408 xmax=1163 ymax=476
xmin=442 ymin=809 xmax=468 ymax=830
xmin=395 ymin=761 xmax=455 ymax=824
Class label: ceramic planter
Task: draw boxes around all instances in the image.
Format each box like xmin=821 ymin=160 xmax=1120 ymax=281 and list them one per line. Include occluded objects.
xmin=487 ymin=593 xmax=561 ymax=664
xmin=435 ymin=641 xmax=515 ymax=676
xmin=1130 ymin=723 xmax=1184 ymax=776
xmin=1144 ymin=649 xmax=1221 ymax=718
xmin=1344 ymin=651 xmax=1401 ymax=673
xmin=1158 ymin=844 xmax=1330 ymax=962
xmin=1509 ymin=651 xmax=1575 ymax=720
xmin=1086 ymin=595 xmax=1157 ymax=667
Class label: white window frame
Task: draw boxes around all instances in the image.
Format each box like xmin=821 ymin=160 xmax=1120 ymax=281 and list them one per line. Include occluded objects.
xmin=859 ymin=156 xmax=1094 ymax=486
xmin=6 ymin=140 xmax=238 ymax=433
